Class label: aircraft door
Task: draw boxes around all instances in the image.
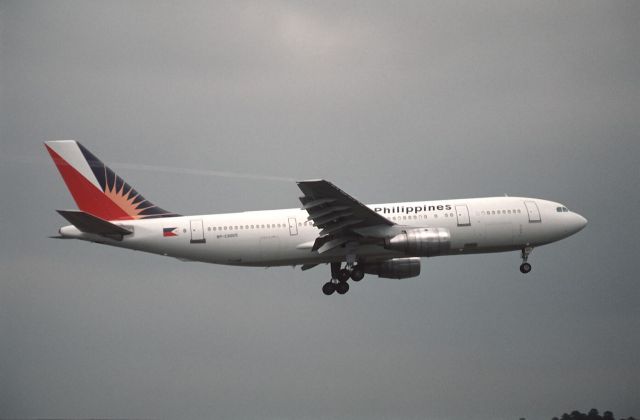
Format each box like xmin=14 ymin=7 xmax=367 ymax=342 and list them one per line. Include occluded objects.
xmin=524 ymin=201 xmax=541 ymax=223
xmin=455 ymin=205 xmax=471 ymax=226
xmin=190 ymin=219 xmax=206 ymax=243
xmin=288 ymin=218 xmax=298 ymax=236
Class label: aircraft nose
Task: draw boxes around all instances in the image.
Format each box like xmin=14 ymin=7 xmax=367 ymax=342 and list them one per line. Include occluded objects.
xmin=571 ymin=213 xmax=588 ymax=233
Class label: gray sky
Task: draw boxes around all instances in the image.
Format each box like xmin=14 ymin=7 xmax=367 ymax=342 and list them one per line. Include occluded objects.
xmin=1 ymin=1 xmax=639 ymax=419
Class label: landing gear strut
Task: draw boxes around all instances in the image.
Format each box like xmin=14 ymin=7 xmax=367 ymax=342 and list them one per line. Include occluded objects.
xmin=322 ymin=261 xmax=365 ymax=295
xmin=520 ymin=247 xmax=533 ymax=274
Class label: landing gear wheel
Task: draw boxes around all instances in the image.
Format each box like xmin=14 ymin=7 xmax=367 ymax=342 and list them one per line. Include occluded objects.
xmin=519 ymin=247 xmax=533 ymax=274
xmin=322 ymin=282 xmax=336 ymax=295
xmin=350 ymin=267 xmax=365 ymax=282
xmin=336 ymin=281 xmax=350 ymax=295
xmin=337 ymin=269 xmax=351 ymax=283
xmin=520 ymin=262 xmax=532 ymax=274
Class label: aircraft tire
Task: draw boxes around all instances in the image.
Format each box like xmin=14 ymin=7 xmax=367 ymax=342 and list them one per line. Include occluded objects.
xmin=336 ymin=281 xmax=349 ymax=295
xmin=350 ymin=267 xmax=365 ymax=282
xmin=519 ymin=262 xmax=532 ymax=274
xmin=322 ymin=282 xmax=336 ymax=295
xmin=337 ymin=269 xmax=351 ymax=283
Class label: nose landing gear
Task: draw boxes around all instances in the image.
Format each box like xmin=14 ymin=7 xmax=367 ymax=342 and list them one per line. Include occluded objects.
xmin=519 ymin=247 xmax=533 ymax=273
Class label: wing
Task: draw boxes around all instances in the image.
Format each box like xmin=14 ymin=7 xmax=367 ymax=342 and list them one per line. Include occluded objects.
xmin=296 ymin=179 xmax=395 ymax=253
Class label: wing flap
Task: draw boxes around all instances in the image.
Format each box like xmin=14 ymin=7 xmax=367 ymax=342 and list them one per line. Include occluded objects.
xmin=317 ymin=237 xmax=350 ymax=254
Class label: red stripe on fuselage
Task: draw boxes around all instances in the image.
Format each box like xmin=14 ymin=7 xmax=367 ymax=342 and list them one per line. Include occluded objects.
xmin=46 ymin=145 xmax=133 ymax=221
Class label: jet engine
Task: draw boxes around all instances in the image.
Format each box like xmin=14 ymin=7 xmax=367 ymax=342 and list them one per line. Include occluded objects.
xmin=363 ymin=257 xmax=421 ymax=279
xmin=384 ymin=228 xmax=451 ymax=256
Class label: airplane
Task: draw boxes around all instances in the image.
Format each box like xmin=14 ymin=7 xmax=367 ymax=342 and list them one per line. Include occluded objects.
xmin=45 ymin=140 xmax=588 ymax=295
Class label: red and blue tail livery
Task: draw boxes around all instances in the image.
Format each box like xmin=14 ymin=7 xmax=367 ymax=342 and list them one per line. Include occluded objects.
xmin=45 ymin=140 xmax=179 ymax=221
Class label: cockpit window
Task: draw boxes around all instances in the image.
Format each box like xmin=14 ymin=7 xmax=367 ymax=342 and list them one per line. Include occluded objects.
xmin=562 ymin=207 xmax=569 ymax=212
xmin=557 ymin=207 xmax=563 ymax=212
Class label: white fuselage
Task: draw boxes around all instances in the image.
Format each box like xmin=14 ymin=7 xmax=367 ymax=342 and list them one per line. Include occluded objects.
xmin=59 ymin=196 xmax=587 ymax=267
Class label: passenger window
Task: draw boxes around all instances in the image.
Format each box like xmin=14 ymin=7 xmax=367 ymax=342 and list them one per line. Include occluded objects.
xmin=507 ymin=210 xmax=511 ymax=214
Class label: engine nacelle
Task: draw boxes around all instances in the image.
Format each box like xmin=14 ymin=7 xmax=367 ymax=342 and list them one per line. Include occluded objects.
xmin=384 ymin=228 xmax=451 ymax=256
xmin=363 ymin=257 xmax=421 ymax=279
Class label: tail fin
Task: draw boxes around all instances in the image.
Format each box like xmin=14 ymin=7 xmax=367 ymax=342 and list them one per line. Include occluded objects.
xmin=45 ymin=140 xmax=179 ymax=221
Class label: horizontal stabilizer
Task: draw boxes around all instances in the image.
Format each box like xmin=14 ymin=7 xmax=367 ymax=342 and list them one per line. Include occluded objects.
xmin=57 ymin=210 xmax=132 ymax=236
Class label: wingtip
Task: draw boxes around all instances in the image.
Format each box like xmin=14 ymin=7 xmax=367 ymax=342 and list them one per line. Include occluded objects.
xmin=297 ymin=178 xmax=326 ymax=184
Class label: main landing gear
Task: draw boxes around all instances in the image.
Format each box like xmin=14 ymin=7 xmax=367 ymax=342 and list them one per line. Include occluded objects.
xmin=520 ymin=247 xmax=533 ymax=274
xmin=322 ymin=261 xmax=365 ymax=295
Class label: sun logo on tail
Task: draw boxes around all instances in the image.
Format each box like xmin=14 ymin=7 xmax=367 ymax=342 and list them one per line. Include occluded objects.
xmin=102 ymin=179 xmax=153 ymax=219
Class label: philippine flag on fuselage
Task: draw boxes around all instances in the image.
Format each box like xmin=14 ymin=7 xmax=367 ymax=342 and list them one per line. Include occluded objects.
xmin=163 ymin=227 xmax=178 ymax=237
